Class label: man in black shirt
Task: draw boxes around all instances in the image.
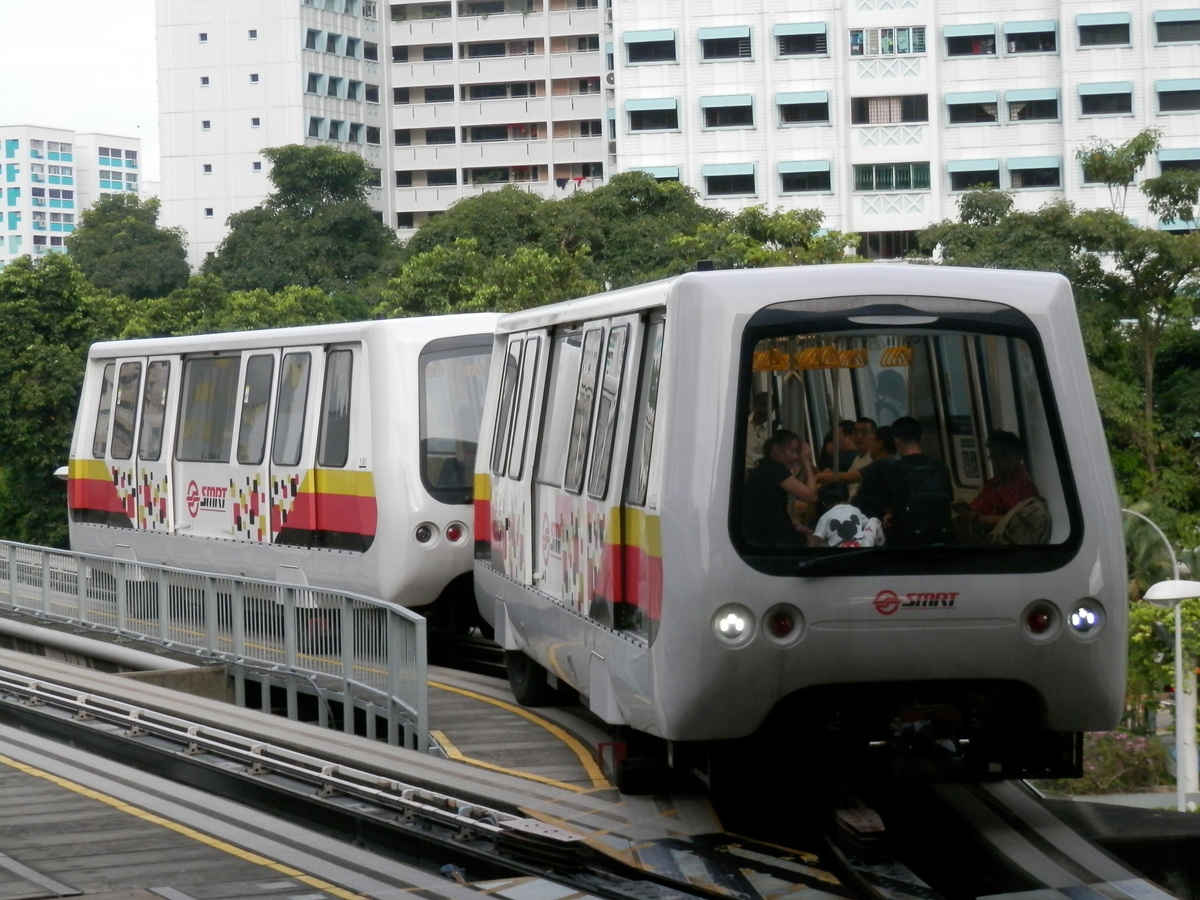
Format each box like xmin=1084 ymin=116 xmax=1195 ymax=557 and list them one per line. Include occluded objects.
xmin=886 ymin=417 xmax=953 ymax=546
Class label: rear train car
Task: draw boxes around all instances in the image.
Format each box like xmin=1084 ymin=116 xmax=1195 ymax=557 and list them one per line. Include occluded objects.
xmin=474 ymin=264 xmax=1126 ymax=786
xmin=66 ymin=314 xmax=498 ymax=626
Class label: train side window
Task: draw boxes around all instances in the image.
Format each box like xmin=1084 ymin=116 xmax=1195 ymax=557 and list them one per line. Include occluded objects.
xmin=237 ymin=354 xmax=274 ymax=465
xmin=507 ymin=336 xmax=540 ymax=479
xmin=490 ymin=338 xmax=523 ymax=474
xmin=317 ymin=349 xmax=353 ymax=468
xmin=110 ymin=362 xmax=143 ymax=460
xmin=137 ymin=360 xmax=171 ymax=461
xmin=90 ymin=363 xmax=116 ymax=458
xmin=177 ymin=357 xmax=240 ymax=462
xmin=587 ymin=325 xmax=629 ymax=499
xmin=536 ymin=329 xmax=585 ymax=488
xmin=625 ymin=318 xmax=664 ymax=506
xmin=273 ymin=352 xmax=311 ymax=467
xmin=563 ymin=327 xmax=604 ymax=494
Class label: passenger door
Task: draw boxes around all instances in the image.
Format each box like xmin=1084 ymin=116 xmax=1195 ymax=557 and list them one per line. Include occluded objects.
xmin=229 ymin=352 xmax=278 ymax=545
xmin=133 ymin=357 xmax=178 ymax=533
xmin=173 ymin=354 xmax=242 ymax=539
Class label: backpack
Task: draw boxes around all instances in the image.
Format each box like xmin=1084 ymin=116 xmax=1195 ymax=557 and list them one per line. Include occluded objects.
xmin=991 ymin=496 xmax=1051 ymax=545
xmin=892 ymin=455 xmax=953 ymax=545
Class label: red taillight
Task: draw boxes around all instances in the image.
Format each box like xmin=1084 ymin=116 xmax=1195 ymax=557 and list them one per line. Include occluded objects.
xmin=767 ymin=610 xmax=795 ymax=638
xmin=1027 ymin=608 xmax=1052 ymax=634
xmin=445 ymin=523 xmax=464 ymax=543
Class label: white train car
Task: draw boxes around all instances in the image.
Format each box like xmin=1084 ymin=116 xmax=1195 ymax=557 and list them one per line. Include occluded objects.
xmin=66 ymin=314 xmax=498 ymax=626
xmin=474 ymin=264 xmax=1126 ymax=786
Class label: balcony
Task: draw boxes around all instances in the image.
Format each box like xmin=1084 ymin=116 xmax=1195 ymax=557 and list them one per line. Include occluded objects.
xmin=548 ymin=8 xmax=601 ymax=37
xmin=395 ymin=144 xmax=465 ymax=166
xmin=550 ymin=92 xmax=604 ymax=118
xmin=455 ymin=11 xmax=545 ymax=41
xmin=549 ymin=50 xmax=603 ymax=79
xmin=550 ymin=135 xmax=604 ymax=162
xmin=393 ymin=101 xmax=463 ymax=127
xmin=457 ymin=96 xmax=550 ymax=124
xmin=391 ymin=17 xmax=457 ymax=42
xmin=460 ymin=137 xmax=551 ymax=164
xmin=458 ymin=54 xmax=549 ymax=81
xmin=393 ymin=60 xmax=458 ymax=86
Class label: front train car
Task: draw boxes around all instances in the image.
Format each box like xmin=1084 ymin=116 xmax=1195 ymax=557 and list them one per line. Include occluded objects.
xmin=475 ymin=265 xmax=1125 ymax=786
xmin=65 ymin=314 xmax=498 ymax=624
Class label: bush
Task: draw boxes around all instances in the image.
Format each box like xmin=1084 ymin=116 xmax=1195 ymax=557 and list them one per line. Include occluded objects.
xmin=1036 ymin=730 xmax=1172 ymax=795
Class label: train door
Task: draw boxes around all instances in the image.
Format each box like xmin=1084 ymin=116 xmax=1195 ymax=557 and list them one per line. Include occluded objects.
xmin=132 ymin=357 xmax=178 ymax=533
xmin=174 ymin=353 xmax=242 ymax=539
xmin=97 ymin=357 xmax=147 ymax=527
xmin=269 ymin=347 xmax=320 ymax=547
xmin=532 ymin=315 xmax=639 ymax=623
xmin=228 ymin=351 xmax=277 ymax=544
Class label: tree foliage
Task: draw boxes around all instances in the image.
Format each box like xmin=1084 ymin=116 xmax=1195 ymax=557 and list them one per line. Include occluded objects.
xmin=202 ymin=145 xmax=400 ymax=293
xmin=65 ymin=194 xmax=190 ymax=299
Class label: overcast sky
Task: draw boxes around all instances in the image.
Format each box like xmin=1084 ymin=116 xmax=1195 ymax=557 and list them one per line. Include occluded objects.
xmin=1 ymin=0 xmax=160 ymax=180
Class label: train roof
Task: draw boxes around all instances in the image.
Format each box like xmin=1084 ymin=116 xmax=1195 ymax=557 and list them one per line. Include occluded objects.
xmin=86 ymin=313 xmax=502 ymax=358
xmin=493 ymin=264 xmax=1074 ymax=332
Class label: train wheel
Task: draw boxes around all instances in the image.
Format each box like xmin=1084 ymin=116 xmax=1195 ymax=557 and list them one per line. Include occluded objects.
xmin=504 ymin=650 xmax=558 ymax=707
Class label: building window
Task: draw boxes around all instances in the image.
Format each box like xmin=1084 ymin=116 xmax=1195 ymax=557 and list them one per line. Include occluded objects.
xmin=201 ymin=120 xmax=211 ymax=130
xmin=427 ymin=169 xmax=457 ymax=186
xmin=203 ymin=164 xmax=213 ymax=174
xmin=422 ymin=128 xmax=454 ymax=145
xmin=1159 ymin=150 xmax=1200 ymax=173
xmin=699 ymin=27 xmax=752 ymax=61
xmin=779 ymin=164 xmax=831 ymax=193
xmin=397 ymin=212 xmax=414 ymax=228
xmin=366 ymin=126 xmax=381 ymax=144
xmin=1008 ymin=158 xmax=1062 ymax=189
xmin=1080 ymin=83 xmax=1133 ymax=116
xmin=200 ymin=76 xmax=210 ymax=86
xmin=307 ymin=72 xmax=322 ymax=93
xmin=249 ymin=29 xmax=258 ymax=39
xmin=393 ymin=88 xmax=410 ymax=105
xmin=199 ymin=32 xmax=208 ymax=42
xmin=625 ymin=30 xmax=677 ymax=64
xmin=946 ymin=92 xmax=998 ymax=124
xmin=425 ymin=85 xmax=454 ymax=103
xmin=250 ymin=73 xmax=260 ymax=83
xmin=1158 ymin=80 xmax=1200 ymax=113
xmin=627 ymin=100 xmax=679 ymax=132
xmin=849 ymin=26 xmax=925 ymax=57
xmin=945 ymin=27 xmax=996 ymax=57
xmin=851 ymin=95 xmax=928 ymax=125
xmin=1078 ymin=15 xmax=1131 ymax=47
xmin=204 ymin=208 xmax=214 ymax=218
xmin=778 ymin=93 xmax=830 ymax=124
xmin=1007 ymin=90 xmax=1059 ymax=121
xmin=348 ymin=123 xmax=363 ymax=143
xmin=308 ymin=117 xmax=324 ymax=138
xmin=327 ymin=77 xmax=343 ymax=98
xmin=395 ymin=171 xmax=413 ymax=187
xmin=253 ymin=161 xmax=263 ymax=171
xmin=326 ymin=33 xmax=341 ymax=54
xmin=775 ymin=25 xmax=827 ymax=57
xmin=947 ymin=162 xmax=1001 ymax=191
xmin=1003 ymin=22 xmax=1057 ymax=53
xmin=329 ymin=120 xmax=345 ymax=141
xmin=394 ymin=129 xmax=411 ymax=145
xmin=392 ymin=45 xmax=409 ymax=63
xmin=853 ymin=162 xmax=931 ymax=191
xmin=425 ymin=44 xmax=453 ymax=61
xmin=345 ymin=37 xmax=360 ymax=57
xmin=1156 ymin=11 xmax=1200 ymax=43
xmin=703 ymin=167 xmax=756 ymax=197
xmin=365 ymin=84 xmax=380 ymax=103
xmin=701 ymin=96 xmax=754 ymax=128
xmin=305 ymin=29 xmax=320 ymax=50
xmin=364 ymin=42 xmax=378 ymax=61
xmin=251 ymin=117 xmax=261 ymax=127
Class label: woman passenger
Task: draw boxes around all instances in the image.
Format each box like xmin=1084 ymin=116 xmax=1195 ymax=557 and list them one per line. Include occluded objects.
xmin=742 ymin=430 xmax=818 ymax=546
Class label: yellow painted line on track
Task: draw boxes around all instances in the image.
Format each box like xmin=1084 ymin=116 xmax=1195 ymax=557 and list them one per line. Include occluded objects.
xmin=429 ymin=680 xmax=612 ymax=791
xmin=0 ymin=752 xmax=371 ymax=900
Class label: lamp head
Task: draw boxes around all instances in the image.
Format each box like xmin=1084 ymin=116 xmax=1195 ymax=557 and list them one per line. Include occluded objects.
xmin=1144 ymin=579 xmax=1200 ymax=609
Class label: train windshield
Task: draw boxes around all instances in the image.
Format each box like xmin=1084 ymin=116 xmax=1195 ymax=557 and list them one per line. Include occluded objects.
xmin=419 ymin=334 xmax=493 ymax=505
xmin=734 ymin=295 xmax=1078 ymax=574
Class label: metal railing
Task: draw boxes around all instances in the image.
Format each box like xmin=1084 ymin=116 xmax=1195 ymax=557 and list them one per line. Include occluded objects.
xmin=0 ymin=540 xmax=428 ymax=752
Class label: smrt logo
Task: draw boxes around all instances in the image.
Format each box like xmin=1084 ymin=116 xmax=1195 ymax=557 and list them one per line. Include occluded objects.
xmin=873 ymin=589 xmax=959 ymax=616
xmin=186 ymin=480 xmax=227 ymax=517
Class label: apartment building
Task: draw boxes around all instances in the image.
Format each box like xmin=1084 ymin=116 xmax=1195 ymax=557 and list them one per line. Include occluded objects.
xmin=1 ymin=125 xmax=142 ymax=269
xmin=157 ymin=0 xmax=1199 ymax=267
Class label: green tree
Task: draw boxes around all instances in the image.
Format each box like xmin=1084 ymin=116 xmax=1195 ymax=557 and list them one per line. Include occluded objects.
xmin=203 ymin=145 xmax=400 ymax=293
xmin=381 ymin=238 xmax=598 ymax=316
xmin=0 ymin=255 xmax=127 ymax=546
xmin=398 ymin=186 xmax=561 ymax=264
xmin=65 ymin=194 xmax=190 ymax=299
xmin=1076 ymin=128 xmax=1162 ymax=215
xmin=668 ymin=206 xmax=860 ymax=270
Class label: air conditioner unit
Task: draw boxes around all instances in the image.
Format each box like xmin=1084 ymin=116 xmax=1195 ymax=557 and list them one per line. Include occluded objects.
xmin=605 ymin=71 xmax=614 ymax=85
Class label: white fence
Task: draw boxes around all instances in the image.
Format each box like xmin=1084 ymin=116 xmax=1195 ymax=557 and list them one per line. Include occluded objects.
xmin=0 ymin=540 xmax=428 ymax=751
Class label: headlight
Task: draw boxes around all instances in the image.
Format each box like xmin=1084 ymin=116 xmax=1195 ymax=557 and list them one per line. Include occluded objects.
xmin=712 ymin=604 xmax=755 ymax=647
xmin=1068 ymin=602 xmax=1104 ymax=637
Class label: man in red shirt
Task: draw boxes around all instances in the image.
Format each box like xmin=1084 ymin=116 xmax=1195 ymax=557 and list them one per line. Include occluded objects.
xmin=953 ymin=430 xmax=1039 ymax=537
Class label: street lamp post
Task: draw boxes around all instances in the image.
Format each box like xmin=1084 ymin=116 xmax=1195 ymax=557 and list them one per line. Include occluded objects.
xmin=1124 ymin=507 xmax=1198 ymax=812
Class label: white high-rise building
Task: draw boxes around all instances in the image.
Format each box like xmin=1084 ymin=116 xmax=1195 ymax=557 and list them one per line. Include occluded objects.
xmin=1 ymin=125 xmax=143 ymax=270
xmin=156 ymin=0 xmax=1200 ymax=267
